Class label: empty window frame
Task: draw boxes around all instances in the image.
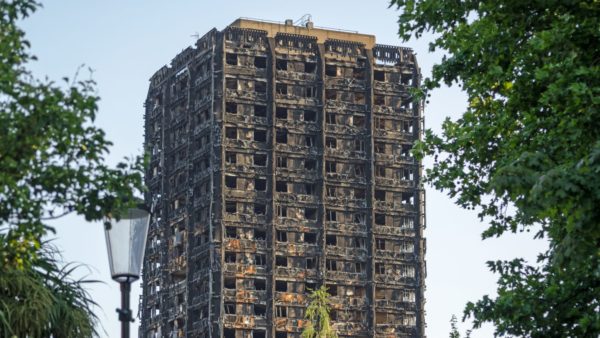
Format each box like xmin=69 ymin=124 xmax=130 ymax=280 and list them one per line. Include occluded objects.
xmin=275 ymin=306 xmax=287 ymax=318
xmin=225 ymin=127 xmax=237 ymax=139
xmin=304 ymin=208 xmax=317 ymax=220
xmin=376 ymin=238 xmax=386 ymax=250
xmin=254 ymin=56 xmax=267 ymax=69
xmin=254 ymin=304 xmax=266 ymax=317
xmin=254 ymin=153 xmax=267 ymax=166
xmin=255 ymin=81 xmax=267 ymax=93
xmin=305 ymin=135 xmax=315 ymax=147
xmin=225 ymin=175 xmax=237 ymax=189
xmin=225 ymin=201 xmax=237 ymax=213
xmin=326 ymin=113 xmax=337 ymax=124
xmin=275 ymin=280 xmax=287 ymax=292
xmin=254 ymin=203 xmax=266 ymax=215
xmin=304 ymin=61 xmax=317 ymax=73
xmin=276 ymin=59 xmax=287 ymax=70
xmin=225 ymin=227 xmax=237 ymax=239
xmin=275 ymin=256 xmax=287 ymax=267
xmin=224 ymin=277 xmax=236 ymax=289
xmin=304 ymin=232 xmax=317 ymax=243
xmin=225 ymin=78 xmax=237 ymax=90
xmin=226 ymin=53 xmax=238 ymax=66
xmin=303 ymin=110 xmax=317 ymax=122
xmin=254 ymin=278 xmax=266 ymax=290
xmin=255 ymin=254 xmax=266 ymax=265
xmin=225 ymin=252 xmax=236 ymax=263
xmin=277 ymin=230 xmax=288 ymax=242
xmin=224 ymin=329 xmax=236 ymax=338
xmin=254 ymin=104 xmax=267 ymax=117
xmin=275 ymin=181 xmax=288 ymax=193
xmin=325 ymin=64 xmax=337 ymax=77
xmin=354 ymin=139 xmax=365 ymax=152
xmin=276 ymin=83 xmax=287 ymax=95
xmin=352 ymin=115 xmax=365 ymax=128
xmin=326 ymin=185 xmax=336 ymax=197
xmin=326 ymin=259 xmax=337 ymax=271
xmin=327 ymin=284 xmax=338 ymax=296
xmin=276 ymin=107 xmax=288 ymax=119
xmin=326 ymin=234 xmax=337 ymax=246
xmin=225 ymin=152 xmax=237 ymax=164
xmin=276 ymin=156 xmax=287 ymax=168
xmin=306 ymin=257 xmax=317 ymax=269
xmin=325 ymin=136 xmax=337 ymax=149
xmin=254 ymin=129 xmax=267 ymax=142
xmin=276 ymin=129 xmax=288 ymax=144
xmin=276 ymin=205 xmax=287 ymax=217
xmin=255 ymin=230 xmax=267 ymax=241
xmin=304 ymin=159 xmax=317 ymax=170
xmin=304 ymin=183 xmax=315 ymax=195
xmin=326 ymin=209 xmax=337 ymax=222
xmin=325 ymin=161 xmax=337 ymax=173
xmin=375 ymin=213 xmax=386 ymax=225
xmin=255 ymin=178 xmax=267 ymax=191
xmin=225 ymin=102 xmax=237 ymax=114
xmin=224 ymin=302 xmax=236 ymax=314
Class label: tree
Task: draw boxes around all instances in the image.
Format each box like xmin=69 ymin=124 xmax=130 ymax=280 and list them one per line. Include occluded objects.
xmin=0 ymin=242 xmax=100 ymax=338
xmin=449 ymin=315 xmax=471 ymax=338
xmin=301 ymin=285 xmax=338 ymax=338
xmin=390 ymin=0 xmax=600 ymax=336
xmin=0 ymin=0 xmax=145 ymax=336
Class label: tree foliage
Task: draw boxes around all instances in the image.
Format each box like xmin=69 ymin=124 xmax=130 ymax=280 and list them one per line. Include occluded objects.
xmin=391 ymin=0 xmax=600 ymax=336
xmin=301 ymin=286 xmax=338 ymax=338
xmin=0 ymin=0 xmax=144 ymax=269
xmin=0 ymin=0 xmax=145 ymax=336
xmin=0 ymin=242 xmax=100 ymax=338
xmin=449 ymin=315 xmax=471 ymax=338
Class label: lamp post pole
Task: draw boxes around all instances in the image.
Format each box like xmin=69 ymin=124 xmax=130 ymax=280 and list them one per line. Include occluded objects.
xmin=119 ymin=281 xmax=132 ymax=338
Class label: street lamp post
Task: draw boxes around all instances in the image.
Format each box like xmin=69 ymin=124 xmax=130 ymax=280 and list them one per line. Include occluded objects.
xmin=104 ymin=205 xmax=151 ymax=338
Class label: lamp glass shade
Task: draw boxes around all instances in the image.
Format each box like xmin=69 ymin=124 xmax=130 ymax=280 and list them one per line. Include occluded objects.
xmin=104 ymin=207 xmax=151 ymax=283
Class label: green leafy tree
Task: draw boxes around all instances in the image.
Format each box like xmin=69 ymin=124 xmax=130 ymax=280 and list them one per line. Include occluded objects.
xmin=449 ymin=315 xmax=471 ymax=338
xmin=390 ymin=0 xmax=600 ymax=336
xmin=301 ymin=285 xmax=338 ymax=338
xmin=0 ymin=0 xmax=145 ymax=336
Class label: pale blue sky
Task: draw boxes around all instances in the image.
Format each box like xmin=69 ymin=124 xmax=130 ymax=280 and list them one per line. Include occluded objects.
xmin=21 ymin=1 xmax=546 ymax=337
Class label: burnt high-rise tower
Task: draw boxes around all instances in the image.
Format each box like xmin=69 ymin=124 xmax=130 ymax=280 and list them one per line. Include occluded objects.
xmin=141 ymin=18 xmax=426 ymax=338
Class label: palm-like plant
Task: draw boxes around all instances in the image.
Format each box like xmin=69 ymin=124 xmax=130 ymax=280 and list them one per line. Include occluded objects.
xmin=0 ymin=241 xmax=100 ymax=338
xmin=302 ymin=285 xmax=338 ymax=338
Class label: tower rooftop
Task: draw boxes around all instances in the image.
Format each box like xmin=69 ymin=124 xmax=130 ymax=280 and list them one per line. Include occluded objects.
xmin=228 ymin=17 xmax=376 ymax=49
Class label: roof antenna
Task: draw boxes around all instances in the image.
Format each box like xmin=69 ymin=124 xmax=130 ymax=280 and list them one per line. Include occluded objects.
xmin=191 ymin=32 xmax=200 ymax=40
xmin=295 ymin=14 xmax=313 ymax=28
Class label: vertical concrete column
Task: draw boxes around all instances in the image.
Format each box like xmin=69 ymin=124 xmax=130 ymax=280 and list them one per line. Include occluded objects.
xmin=365 ymin=49 xmax=376 ymax=336
xmin=316 ymin=44 xmax=327 ymax=286
xmin=266 ymin=36 xmax=277 ymax=338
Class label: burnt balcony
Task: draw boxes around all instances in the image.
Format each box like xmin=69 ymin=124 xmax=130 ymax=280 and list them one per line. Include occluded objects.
xmin=226 ymin=88 xmax=267 ymax=102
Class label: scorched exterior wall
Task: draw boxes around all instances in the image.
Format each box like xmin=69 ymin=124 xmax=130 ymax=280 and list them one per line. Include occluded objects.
xmin=141 ymin=18 xmax=426 ymax=338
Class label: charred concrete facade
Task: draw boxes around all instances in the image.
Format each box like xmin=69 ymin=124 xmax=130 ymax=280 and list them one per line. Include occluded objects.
xmin=141 ymin=18 xmax=426 ymax=338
